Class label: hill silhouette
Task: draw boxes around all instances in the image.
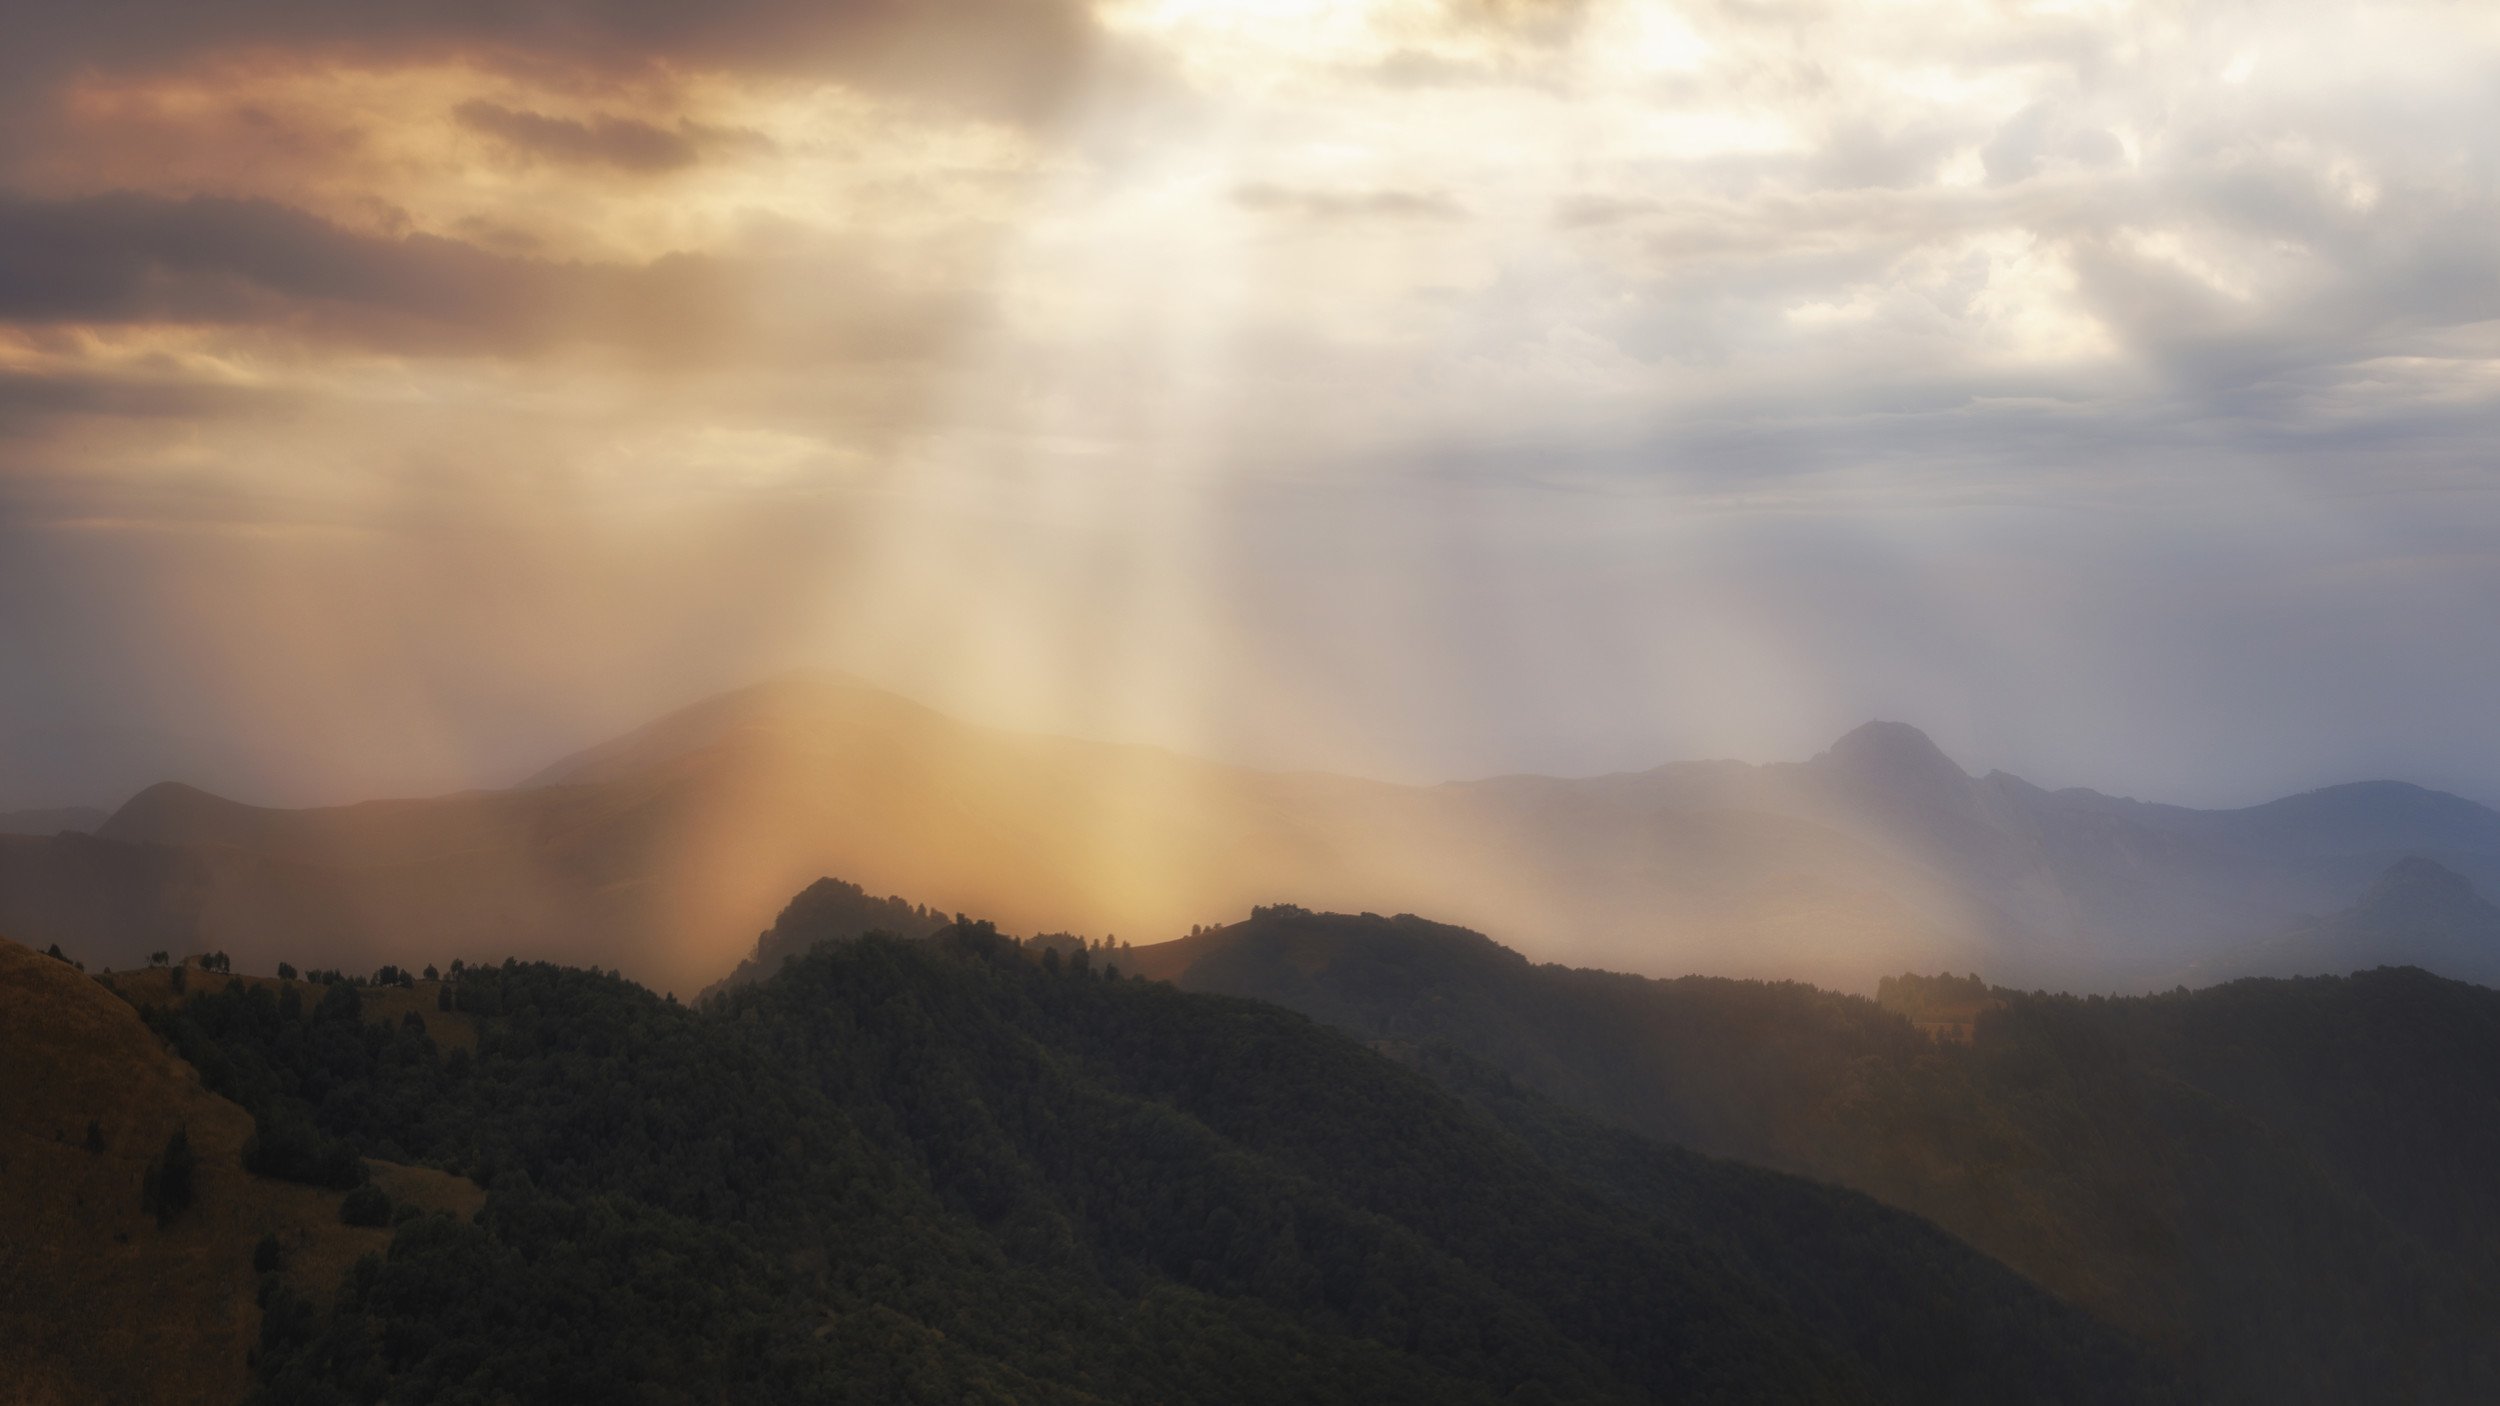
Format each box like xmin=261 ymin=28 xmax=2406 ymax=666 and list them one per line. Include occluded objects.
xmin=2182 ymin=857 xmax=2500 ymax=987
xmin=0 ymin=806 xmax=105 ymax=836
xmin=698 ymin=875 xmax=949 ymax=1000
xmin=8 ymin=675 xmax=2500 ymax=994
xmin=1131 ymin=906 xmax=2500 ymax=1403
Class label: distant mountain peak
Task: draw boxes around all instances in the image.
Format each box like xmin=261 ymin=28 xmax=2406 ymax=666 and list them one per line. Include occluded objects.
xmin=1814 ymin=721 xmax=1968 ymax=785
xmin=2359 ymin=855 xmax=2482 ymax=913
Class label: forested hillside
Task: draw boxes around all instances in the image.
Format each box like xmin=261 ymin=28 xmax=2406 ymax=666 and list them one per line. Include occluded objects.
xmin=1134 ymin=907 xmax=2500 ymax=1403
xmin=137 ymin=926 xmax=2158 ymax=1405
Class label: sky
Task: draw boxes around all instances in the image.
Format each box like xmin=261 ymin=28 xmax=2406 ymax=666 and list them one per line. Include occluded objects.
xmin=2 ymin=0 xmax=2498 ymax=813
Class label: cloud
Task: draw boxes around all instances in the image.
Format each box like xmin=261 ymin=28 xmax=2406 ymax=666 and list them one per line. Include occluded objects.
xmin=1234 ymin=183 xmax=1468 ymax=222
xmin=5 ymin=0 xmax=2500 ymax=820
xmin=0 ymin=189 xmax=970 ymax=364
xmin=453 ymin=102 xmax=722 ymax=173
xmin=1 ymin=0 xmax=1102 ymax=126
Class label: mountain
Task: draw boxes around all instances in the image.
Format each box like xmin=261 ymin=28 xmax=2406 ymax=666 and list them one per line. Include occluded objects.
xmin=1129 ymin=906 xmax=2500 ymax=1403
xmin=2182 ymin=857 xmax=2500 ymax=987
xmin=96 ymin=925 xmax=2160 ymax=1403
xmin=0 ymin=807 xmax=106 ymax=836
xmin=7 ymin=675 xmax=2498 ymax=993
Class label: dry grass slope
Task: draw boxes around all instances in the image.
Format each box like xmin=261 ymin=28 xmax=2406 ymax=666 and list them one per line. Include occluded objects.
xmin=0 ymin=939 xmax=480 ymax=1406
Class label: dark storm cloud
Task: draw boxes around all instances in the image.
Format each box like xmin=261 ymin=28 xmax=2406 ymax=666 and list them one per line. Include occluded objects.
xmin=1 ymin=0 xmax=1101 ymax=125
xmin=0 ymin=190 xmax=969 ymax=363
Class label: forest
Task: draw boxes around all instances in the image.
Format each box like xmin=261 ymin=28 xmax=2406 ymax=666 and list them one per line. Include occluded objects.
xmin=1149 ymin=908 xmax=2500 ymax=1402
xmin=142 ymin=922 xmax=2157 ymax=1405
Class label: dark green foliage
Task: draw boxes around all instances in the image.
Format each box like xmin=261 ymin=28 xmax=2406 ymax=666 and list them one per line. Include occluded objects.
xmin=245 ymin=1109 xmax=367 ymax=1189
xmin=254 ymin=1232 xmax=284 ymax=1274
xmin=84 ymin=1118 xmax=105 ymax=1153
xmin=1159 ymin=909 xmax=2500 ymax=1405
xmin=276 ymin=962 xmax=298 ymax=981
xmin=141 ymin=1124 xmax=195 ymax=1227
xmin=150 ymin=929 xmax=2157 ymax=1405
xmin=167 ymin=963 xmax=185 ymax=994
xmin=339 ymin=1185 xmax=393 ymax=1227
xmin=436 ymin=983 xmax=452 ymax=1012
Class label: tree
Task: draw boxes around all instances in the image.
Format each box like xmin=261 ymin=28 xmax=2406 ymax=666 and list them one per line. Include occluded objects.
xmin=423 ymin=964 xmax=439 ymax=981
xmin=438 ymin=984 xmax=454 ymax=1012
xmin=168 ymin=964 xmax=187 ymax=995
xmin=142 ymin=1125 xmax=196 ymax=1227
xmin=84 ymin=1119 xmax=105 ymax=1153
xmin=44 ymin=943 xmax=67 ymax=963
xmin=339 ymin=1185 xmax=393 ymax=1227
xmin=149 ymin=951 xmax=169 ymax=967
xmin=277 ymin=962 xmax=298 ymax=981
xmin=254 ymin=1232 xmax=283 ymax=1274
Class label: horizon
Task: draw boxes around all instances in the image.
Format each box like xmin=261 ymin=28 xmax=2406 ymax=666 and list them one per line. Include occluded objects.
xmin=15 ymin=668 xmax=2500 ymax=820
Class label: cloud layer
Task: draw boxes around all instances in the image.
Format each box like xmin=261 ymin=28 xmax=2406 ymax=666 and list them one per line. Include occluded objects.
xmin=2 ymin=0 xmax=2498 ymax=814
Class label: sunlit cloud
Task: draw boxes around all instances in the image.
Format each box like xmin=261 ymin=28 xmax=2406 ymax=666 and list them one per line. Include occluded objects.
xmin=2 ymin=0 xmax=2498 ymax=818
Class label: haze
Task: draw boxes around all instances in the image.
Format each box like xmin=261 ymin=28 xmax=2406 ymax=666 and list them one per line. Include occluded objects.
xmin=5 ymin=0 xmax=2499 ymax=814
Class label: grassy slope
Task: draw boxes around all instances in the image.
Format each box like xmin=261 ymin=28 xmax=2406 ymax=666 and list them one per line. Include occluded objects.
xmin=0 ymin=939 xmax=478 ymax=1406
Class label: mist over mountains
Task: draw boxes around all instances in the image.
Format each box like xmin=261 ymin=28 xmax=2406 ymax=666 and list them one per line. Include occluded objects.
xmin=1117 ymin=905 xmax=2500 ymax=1403
xmin=7 ymin=675 xmax=2499 ymax=996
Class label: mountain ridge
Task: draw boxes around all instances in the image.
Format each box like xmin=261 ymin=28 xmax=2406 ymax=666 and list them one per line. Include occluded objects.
xmin=10 ymin=676 xmax=2500 ymax=994
xmin=1125 ymin=904 xmax=2500 ymax=1403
